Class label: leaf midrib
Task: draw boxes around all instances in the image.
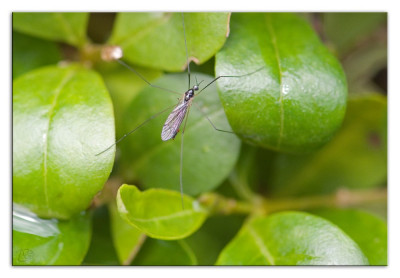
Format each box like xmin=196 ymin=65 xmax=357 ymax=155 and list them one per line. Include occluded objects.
xmin=248 ymin=225 xmax=276 ymax=265
xmin=42 ymin=70 xmax=75 ymax=209
xmin=265 ymin=14 xmax=285 ymax=148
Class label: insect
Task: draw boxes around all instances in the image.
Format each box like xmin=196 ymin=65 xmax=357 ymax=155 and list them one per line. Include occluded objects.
xmin=97 ymin=13 xmax=262 ymax=208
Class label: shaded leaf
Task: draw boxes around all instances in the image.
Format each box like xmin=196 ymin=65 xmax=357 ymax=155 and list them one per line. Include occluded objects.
xmin=268 ymin=93 xmax=387 ymax=197
xmin=13 ymin=31 xmax=61 ymax=79
xmin=13 ymin=12 xmax=89 ymax=46
xmin=311 ymin=208 xmax=387 ymax=265
xmin=109 ymin=201 xmax=145 ymax=265
xmin=13 ymin=65 xmax=115 ymax=219
xmin=110 ymin=12 xmax=230 ymax=71
xmin=323 ymin=12 xmax=387 ymax=55
xmin=216 ymin=13 xmax=347 ymax=153
xmin=13 ymin=204 xmax=91 ymax=265
xmin=117 ymin=184 xmax=208 ymax=240
xmin=185 ymin=215 xmax=245 ymax=265
xmin=216 ymin=211 xmax=368 ymax=265
xmin=132 ymin=239 xmax=196 ymax=265
xmin=119 ymin=73 xmax=240 ymax=196
xmin=82 ymin=205 xmax=119 ymax=265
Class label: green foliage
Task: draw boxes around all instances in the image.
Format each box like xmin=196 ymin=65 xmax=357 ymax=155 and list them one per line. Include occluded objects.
xmin=311 ymin=208 xmax=387 ymax=265
xmin=117 ymin=185 xmax=208 ymax=240
xmin=13 ymin=65 xmax=115 ymax=219
xmin=109 ymin=201 xmax=145 ymax=265
xmin=132 ymin=239 xmax=197 ymax=265
xmin=110 ymin=12 xmax=230 ymax=71
xmin=216 ymin=212 xmax=368 ymax=265
xmin=12 ymin=12 xmax=387 ymax=266
xmin=13 ymin=204 xmax=91 ymax=265
xmin=216 ymin=13 xmax=347 ymax=153
xmin=267 ymin=93 xmax=387 ymax=197
xmin=13 ymin=12 xmax=89 ymax=46
xmin=13 ymin=32 xmax=62 ymax=79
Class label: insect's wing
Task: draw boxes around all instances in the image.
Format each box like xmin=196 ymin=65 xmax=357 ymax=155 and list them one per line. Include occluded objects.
xmin=161 ymin=100 xmax=189 ymax=141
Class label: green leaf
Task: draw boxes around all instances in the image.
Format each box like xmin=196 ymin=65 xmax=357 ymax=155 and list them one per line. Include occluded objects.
xmin=13 ymin=31 xmax=62 ymax=79
xmin=323 ymin=12 xmax=387 ymax=55
xmin=109 ymin=201 xmax=146 ymax=265
xmin=216 ymin=211 xmax=368 ymax=265
xmin=110 ymin=12 xmax=230 ymax=71
xmin=13 ymin=12 xmax=89 ymax=46
xmin=82 ymin=205 xmax=120 ymax=265
xmin=132 ymin=239 xmax=197 ymax=265
xmin=117 ymin=184 xmax=208 ymax=240
xmin=98 ymin=63 xmax=162 ymax=138
xmin=311 ymin=209 xmax=387 ymax=265
xmin=13 ymin=204 xmax=91 ymax=265
xmin=119 ymin=73 xmax=240 ymax=196
xmin=267 ymin=93 xmax=387 ymax=197
xmin=13 ymin=65 xmax=115 ymax=219
xmin=216 ymin=13 xmax=347 ymax=153
xmin=186 ymin=215 xmax=245 ymax=265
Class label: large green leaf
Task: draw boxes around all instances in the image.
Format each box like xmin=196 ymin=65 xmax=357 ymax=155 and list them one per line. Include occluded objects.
xmin=117 ymin=184 xmax=208 ymax=240
xmin=109 ymin=201 xmax=145 ymax=265
xmin=216 ymin=211 xmax=368 ymax=265
xmin=13 ymin=65 xmax=115 ymax=219
xmin=13 ymin=31 xmax=62 ymax=79
xmin=119 ymin=73 xmax=241 ymax=196
xmin=132 ymin=239 xmax=197 ymax=265
xmin=311 ymin=209 xmax=387 ymax=265
xmin=13 ymin=12 xmax=89 ymax=47
xmin=13 ymin=204 xmax=91 ymax=265
xmin=267 ymin=93 xmax=387 ymax=197
xmin=109 ymin=12 xmax=230 ymax=71
xmin=216 ymin=13 xmax=347 ymax=153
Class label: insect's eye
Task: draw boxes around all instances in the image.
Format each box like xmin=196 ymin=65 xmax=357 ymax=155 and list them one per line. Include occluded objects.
xmin=194 ymin=85 xmax=199 ymax=91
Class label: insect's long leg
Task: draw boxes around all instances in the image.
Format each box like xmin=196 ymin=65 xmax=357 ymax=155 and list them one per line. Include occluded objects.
xmin=196 ymin=67 xmax=264 ymax=96
xmin=116 ymin=59 xmax=181 ymax=95
xmin=179 ymin=105 xmax=191 ymax=209
xmin=181 ymin=13 xmax=191 ymax=90
xmin=96 ymin=103 xmax=177 ymax=156
xmin=192 ymin=102 xmax=235 ymax=134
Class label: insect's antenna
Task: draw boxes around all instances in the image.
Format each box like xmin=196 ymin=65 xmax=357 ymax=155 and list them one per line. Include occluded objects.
xmin=195 ymin=75 xmax=199 ymax=86
xmin=179 ymin=106 xmax=191 ymax=210
xmin=95 ymin=103 xmax=177 ymax=156
xmin=196 ymin=67 xmax=264 ymax=96
xmin=116 ymin=59 xmax=180 ymax=95
xmin=181 ymin=13 xmax=191 ymax=90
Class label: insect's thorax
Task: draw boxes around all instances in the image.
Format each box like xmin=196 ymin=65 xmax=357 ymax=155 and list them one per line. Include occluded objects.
xmin=184 ymin=89 xmax=195 ymax=102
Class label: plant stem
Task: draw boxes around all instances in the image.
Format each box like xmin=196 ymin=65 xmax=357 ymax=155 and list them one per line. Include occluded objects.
xmin=199 ymin=187 xmax=387 ymax=216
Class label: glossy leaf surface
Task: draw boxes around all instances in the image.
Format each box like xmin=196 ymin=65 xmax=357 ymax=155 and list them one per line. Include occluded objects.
xmin=13 ymin=12 xmax=89 ymax=46
xmin=13 ymin=65 xmax=115 ymax=219
xmin=117 ymin=185 xmax=208 ymax=240
xmin=119 ymin=73 xmax=241 ymax=196
xmin=216 ymin=212 xmax=368 ymax=265
xmin=312 ymin=209 xmax=387 ymax=265
xmin=216 ymin=13 xmax=347 ymax=153
xmin=13 ymin=31 xmax=61 ymax=79
xmin=110 ymin=12 xmax=230 ymax=71
xmin=13 ymin=204 xmax=91 ymax=265
xmin=268 ymin=93 xmax=387 ymax=197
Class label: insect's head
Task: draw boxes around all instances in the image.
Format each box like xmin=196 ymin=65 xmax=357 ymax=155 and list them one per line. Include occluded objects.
xmin=193 ymin=85 xmax=199 ymax=91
